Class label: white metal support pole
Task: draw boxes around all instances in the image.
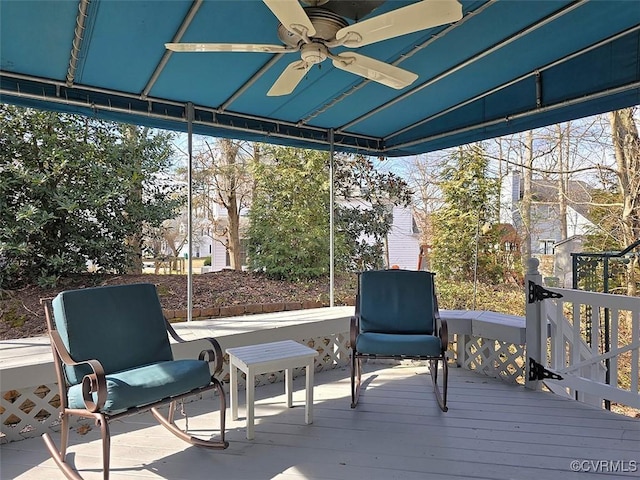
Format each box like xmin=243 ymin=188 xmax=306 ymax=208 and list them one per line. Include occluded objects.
xmin=329 ymin=129 xmax=335 ymax=307
xmin=187 ymin=102 xmax=194 ymax=322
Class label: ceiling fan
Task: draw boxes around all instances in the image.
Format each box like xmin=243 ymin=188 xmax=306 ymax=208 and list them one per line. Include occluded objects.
xmin=165 ymin=0 xmax=462 ymax=96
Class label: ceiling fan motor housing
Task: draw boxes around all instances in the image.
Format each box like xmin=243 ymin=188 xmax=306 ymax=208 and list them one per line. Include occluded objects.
xmin=277 ymin=7 xmax=348 ymax=47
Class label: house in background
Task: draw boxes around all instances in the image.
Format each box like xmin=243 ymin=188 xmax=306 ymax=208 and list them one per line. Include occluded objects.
xmin=339 ymin=198 xmax=421 ymax=271
xmin=500 ymin=170 xmax=596 ymax=284
xmin=178 ymin=202 xmax=249 ymax=272
xmin=386 ymin=204 xmax=421 ymax=269
xmin=175 ymin=199 xmax=420 ymax=273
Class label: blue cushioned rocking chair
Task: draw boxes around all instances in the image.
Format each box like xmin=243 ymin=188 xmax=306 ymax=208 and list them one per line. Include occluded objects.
xmin=42 ymin=283 xmax=228 ymax=480
xmin=350 ymin=269 xmax=449 ymax=411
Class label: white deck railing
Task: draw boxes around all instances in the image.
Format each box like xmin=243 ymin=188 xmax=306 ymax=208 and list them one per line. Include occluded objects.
xmin=0 ymin=306 xmax=529 ymax=444
xmin=0 ymin=308 xmax=353 ymax=444
xmin=525 ymin=258 xmax=640 ymax=411
xmin=4 ymin=271 xmax=638 ymax=445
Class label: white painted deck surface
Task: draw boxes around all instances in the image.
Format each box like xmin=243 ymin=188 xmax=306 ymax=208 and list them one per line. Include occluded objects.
xmin=2 ymin=364 xmax=638 ymax=480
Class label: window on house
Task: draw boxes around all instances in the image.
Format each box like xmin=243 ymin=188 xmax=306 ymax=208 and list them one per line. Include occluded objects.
xmin=539 ymin=239 xmax=556 ymax=255
xmin=411 ymin=216 xmax=420 ymax=234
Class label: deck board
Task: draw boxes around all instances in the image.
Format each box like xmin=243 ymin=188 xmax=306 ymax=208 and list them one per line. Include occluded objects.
xmin=2 ymin=365 xmax=638 ymax=480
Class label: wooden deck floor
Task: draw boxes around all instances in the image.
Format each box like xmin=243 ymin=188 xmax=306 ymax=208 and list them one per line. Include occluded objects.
xmin=2 ymin=364 xmax=638 ymax=480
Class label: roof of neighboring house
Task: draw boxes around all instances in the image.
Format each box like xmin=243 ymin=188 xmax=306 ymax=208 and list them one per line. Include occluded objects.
xmin=528 ymin=178 xmax=594 ymax=218
xmin=413 ymin=210 xmax=432 ymax=244
xmin=553 ymin=235 xmax=585 ymax=248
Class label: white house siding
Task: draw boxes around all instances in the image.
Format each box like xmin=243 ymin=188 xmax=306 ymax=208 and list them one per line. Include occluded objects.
xmin=178 ymin=228 xmax=208 ymax=260
xmin=211 ymin=240 xmax=228 ymax=271
xmin=530 ymin=204 xmax=559 ymax=253
xmin=530 ymin=204 xmax=592 ymax=254
xmin=337 ymin=199 xmax=420 ymax=270
xmin=211 ymin=203 xmax=231 ymax=270
xmin=566 ymin=207 xmax=592 ymax=238
xmin=387 ymin=206 xmax=420 ymax=270
xmin=499 ymin=170 xmax=521 ymax=226
xmin=178 ymin=203 xmax=233 ymax=270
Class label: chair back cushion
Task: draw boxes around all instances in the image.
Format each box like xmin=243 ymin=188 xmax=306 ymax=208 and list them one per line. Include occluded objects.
xmin=52 ymin=283 xmax=173 ymax=385
xmin=358 ymin=270 xmax=437 ymax=335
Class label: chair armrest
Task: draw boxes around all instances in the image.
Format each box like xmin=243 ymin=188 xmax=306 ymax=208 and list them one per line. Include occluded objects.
xmin=437 ymin=317 xmax=449 ymax=353
xmin=49 ymin=330 xmax=107 ymax=413
xmin=350 ymin=315 xmax=359 ymax=351
xmin=165 ymin=319 xmax=224 ymax=376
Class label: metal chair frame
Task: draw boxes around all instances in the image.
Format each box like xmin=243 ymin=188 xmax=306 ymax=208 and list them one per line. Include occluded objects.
xmin=349 ymin=270 xmax=449 ymax=412
xmin=42 ymin=298 xmax=228 ymax=480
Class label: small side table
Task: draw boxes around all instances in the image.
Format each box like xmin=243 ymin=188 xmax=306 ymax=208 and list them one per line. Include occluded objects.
xmin=226 ymin=340 xmax=319 ymax=440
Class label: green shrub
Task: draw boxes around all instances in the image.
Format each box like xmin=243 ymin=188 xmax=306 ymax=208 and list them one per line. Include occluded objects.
xmin=436 ymin=279 xmax=524 ymax=316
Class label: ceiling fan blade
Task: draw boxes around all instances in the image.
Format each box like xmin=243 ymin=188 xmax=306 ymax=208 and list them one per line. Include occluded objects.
xmin=332 ymin=53 xmax=418 ymax=89
xmin=165 ymin=43 xmax=292 ymax=53
xmin=335 ymin=0 xmax=462 ymax=47
xmin=267 ymin=60 xmax=309 ymax=96
xmin=263 ymin=0 xmax=316 ymax=37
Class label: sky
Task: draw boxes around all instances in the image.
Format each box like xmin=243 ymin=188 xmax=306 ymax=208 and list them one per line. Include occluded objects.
xmin=168 ymin=109 xmax=632 ymax=193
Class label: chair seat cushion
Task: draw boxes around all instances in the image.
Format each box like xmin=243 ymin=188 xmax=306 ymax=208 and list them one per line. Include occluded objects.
xmin=67 ymin=359 xmax=212 ymax=414
xmin=356 ymin=332 xmax=442 ymax=357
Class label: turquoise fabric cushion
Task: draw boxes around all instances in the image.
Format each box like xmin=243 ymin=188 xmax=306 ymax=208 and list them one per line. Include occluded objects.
xmin=356 ymin=332 xmax=442 ymax=357
xmin=52 ymin=283 xmax=173 ymax=385
xmin=359 ymin=270 xmax=437 ymax=335
xmin=67 ymin=359 xmax=211 ymax=413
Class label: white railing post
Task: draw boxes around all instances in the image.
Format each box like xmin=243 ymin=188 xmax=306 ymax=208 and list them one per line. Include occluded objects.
xmin=525 ymin=257 xmax=544 ymax=390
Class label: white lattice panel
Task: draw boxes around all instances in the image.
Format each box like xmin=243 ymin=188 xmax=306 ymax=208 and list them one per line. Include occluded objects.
xmin=309 ymin=333 xmax=350 ymax=370
xmin=1 ymin=383 xmax=68 ymax=444
xmin=2 ymin=331 xmax=526 ymax=444
xmin=462 ymin=336 xmax=525 ymax=384
xmin=1 ymin=333 xmax=351 ymax=444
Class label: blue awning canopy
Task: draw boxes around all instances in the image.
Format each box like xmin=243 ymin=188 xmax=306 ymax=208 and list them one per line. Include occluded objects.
xmin=1 ymin=0 xmax=639 ymax=156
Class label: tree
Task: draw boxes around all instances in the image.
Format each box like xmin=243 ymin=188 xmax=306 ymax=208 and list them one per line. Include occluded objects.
xmin=247 ymin=148 xmax=412 ymax=280
xmin=334 ymin=155 xmax=412 ymax=271
xmin=431 ymin=144 xmax=502 ymax=283
xmin=395 ymin=153 xmax=447 ymax=268
xmin=118 ymin=124 xmax=182 ymax=273
xmin=248 ymin=146 xmax=330 ymax=280
xmin=182 ymin=138 xmax=256 ymax=270
xmin=583 ymin=185 xmax=623 ymax=253
xmin=0 ymin=105 xmax=181 ymax=288
xmin=544 ymin=118 xmax=601 ymax=247
xmin=608 ymin=108 xmax=640 ymax=296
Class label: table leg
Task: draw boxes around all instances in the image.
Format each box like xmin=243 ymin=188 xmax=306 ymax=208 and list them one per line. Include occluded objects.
xmin=230 ymin=361 xmax=238 ymax=421
xmin=246 ymin=368 xmax=255 ymax=440
xmin=285 ymin=368 xmax=293 ymax=408
xmin=305 ymin=361 xmax=314 ymax=424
